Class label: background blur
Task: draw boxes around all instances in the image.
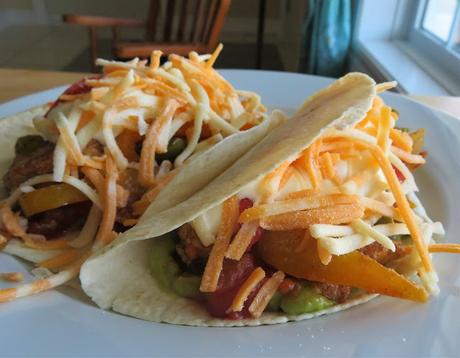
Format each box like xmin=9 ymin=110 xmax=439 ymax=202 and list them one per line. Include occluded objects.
xmin=0 ymin=0 xmax=459 ymax=95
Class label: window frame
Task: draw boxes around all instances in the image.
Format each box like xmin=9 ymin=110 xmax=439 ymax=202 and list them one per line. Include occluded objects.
xmin=352 ymin=0 xmax=460 ymax=95
xmin=408 ymin=0 xmax=460 ymax=85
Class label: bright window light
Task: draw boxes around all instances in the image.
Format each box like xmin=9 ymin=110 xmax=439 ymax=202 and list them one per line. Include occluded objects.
xmin=422 ymin=0 xmax=458 ymax=42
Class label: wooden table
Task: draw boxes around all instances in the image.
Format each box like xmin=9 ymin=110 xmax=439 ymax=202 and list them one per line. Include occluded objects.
xmin=1 ymin=68 xmax=459 ymax=119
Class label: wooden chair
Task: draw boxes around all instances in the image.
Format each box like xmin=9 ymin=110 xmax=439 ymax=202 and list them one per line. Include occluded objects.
xmin=63 ymin=0 xmax=231 ymax=72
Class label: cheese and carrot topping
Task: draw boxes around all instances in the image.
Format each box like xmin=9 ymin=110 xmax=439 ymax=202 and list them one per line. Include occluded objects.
xmin=158 ymin=89 xmax=458 ymax=320
xmin=0 ymin=45 xmax=268 ymax=302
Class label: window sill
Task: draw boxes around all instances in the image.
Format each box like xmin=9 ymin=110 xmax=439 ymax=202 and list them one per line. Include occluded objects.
xmin=353 ymin=39 xmax=450 ymax=96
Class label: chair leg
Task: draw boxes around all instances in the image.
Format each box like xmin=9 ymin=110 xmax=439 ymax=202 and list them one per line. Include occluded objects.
xmin=88 ymin=26 xmax=97 ymax=72
xmin=256 ymin=0 xmax=266 ymax=69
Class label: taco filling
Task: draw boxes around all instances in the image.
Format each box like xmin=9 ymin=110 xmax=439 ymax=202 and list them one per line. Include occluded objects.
xmin=0 ymin=46 xmax=274 ymax=302
xmin=146 ymin=93 xmax=454 ymax=320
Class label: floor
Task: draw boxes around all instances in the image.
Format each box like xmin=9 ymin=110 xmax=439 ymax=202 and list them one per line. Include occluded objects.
xmin=0 ymin=25 xmax=284 ymax=73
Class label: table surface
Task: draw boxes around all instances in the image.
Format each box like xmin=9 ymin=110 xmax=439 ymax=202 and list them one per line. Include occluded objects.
xmin=1 ymin=68 xmax=459 ymax=119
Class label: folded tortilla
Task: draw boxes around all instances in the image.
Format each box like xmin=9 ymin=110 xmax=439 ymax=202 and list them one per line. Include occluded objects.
xmin=80 ymin=73 xmax=381 ymax=326
xmin=0 ymin=104 xmax=281 ymax=264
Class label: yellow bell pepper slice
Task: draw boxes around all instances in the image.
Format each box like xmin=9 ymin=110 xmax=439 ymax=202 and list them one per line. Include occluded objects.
xmin=257 ymin=230 xmax=428 ymax=302
xmin=19 ymin=183 xmax=88 ymax=217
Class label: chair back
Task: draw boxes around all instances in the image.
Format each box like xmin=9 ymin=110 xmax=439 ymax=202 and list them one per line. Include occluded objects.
xmin=145 ymin=0 xmax=231 ymax=50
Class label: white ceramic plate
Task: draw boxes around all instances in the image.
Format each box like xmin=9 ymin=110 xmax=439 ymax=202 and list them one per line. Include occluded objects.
xmin=0 ymin=70 xmax=459 ymax=357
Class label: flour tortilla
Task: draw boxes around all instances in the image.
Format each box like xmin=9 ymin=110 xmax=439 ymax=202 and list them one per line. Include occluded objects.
xmin=0 ymin=104 xmax=281 ymax=264
xmin=80 ymin=73 xmax=381 ymax=326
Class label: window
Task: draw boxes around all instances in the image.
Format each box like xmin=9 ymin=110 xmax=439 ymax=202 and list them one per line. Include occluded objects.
xmin=408 ymin=0 xmax=460 ymax=90
xmin=421 ymin=0 xmax=458 ymax=43
xmin=353 ymin=0 xmax=460 ymax=95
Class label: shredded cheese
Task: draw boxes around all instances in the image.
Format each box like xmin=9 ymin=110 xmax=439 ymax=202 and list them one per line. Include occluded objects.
xmin=351 ymin=218 xmax=395 ymax=252
xmin=248 ymin=271 xmax=285 ymax=318
xmin=200 ymin=196 xmax=239 ymax=293
xmin=0 ymin=46 xmax=271 ymax=305
xmin=38 ymin=248 xmax=81 ymax=269
xmin=102 ymin=109 xmax=129 ymax=170
xmin=139 ymin=99 xmax=179 ymax=186
xmin=0 ymin=272 xmax=24 ymax=283
xmin=0 ymin=254 xmax=87 ymax=303
xmin=225 ymin=220 xmax=260 ymax=260
xmin=229 ymin=267 xmax=265 ymax=312
xmin=94 ymin=155 xmax=118 ymax=246
xmin=429 ymin=244 xmax=460 ymax=254
xmin=352 ymin=139 xmax=434 ymax=273
xmin=319 ymin=234 xmax=374 ymax=255
xmin=69 ymin=205 xmax=102 ymax=248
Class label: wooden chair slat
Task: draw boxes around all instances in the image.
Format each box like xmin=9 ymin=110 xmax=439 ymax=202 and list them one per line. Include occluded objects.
xmin=203 ymin=0 xmax=219 ymax=43
xmin=177 ymin=0 xmax=189 ymax=42
xmin=163 ymin=0 xmax=176 ymax=42
xmin=145 ymin=0 xmax=160 ymax=41
xmin=198 ymin=0 xmax=214 ymax=43
xmin=190 ymin=0 xmax=205 ymax=43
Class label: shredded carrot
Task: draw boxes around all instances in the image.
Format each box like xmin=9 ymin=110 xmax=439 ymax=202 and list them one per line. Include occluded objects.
xmin=95 ymin=155 xmax=118 ymax=246
xmin=322 ymin=152 xmax=340 ymax=185
xmin=260 ymin=202 xmax=364 ymax=231
xmin=225 ymin=220 xmax=260 ymax=260
xmin=240 ymin=194 xmax=358 ymax=223
xmin=138 ymin=99 xmax=179 ymax=186
xmin=0 ymin=272 xmax=23 ymax=282
xmin=144 ymin=80 xmax=188 ymax=104
xmin=360 ymin=126 xmax=378 ymax=136
xmin=150 ymin=50 xmax=163 ymax=69
xmin=303 ymin=141 xmax=321 ymax=189
xmin=429 ymin=244 xmax=460 ymax=254
xmin=279 ymin=188 xmax=320 ymax=201
xmin=0 ymin=253 xmax=87 ymax=303
xmin=82 ymin=167 xmax=104 ymax=192
xmin=200 ymin=196 xmax=239 ymax=293
xmin=114 ymin=97 xmax=139 ymax=111
xmin=82 ymin=166 xmax=128 ymax=208
xmin=279 ymin=166 xmax=296 ymax=191
xmin=259 ymin=161 xmax=291 ymax=203
xmin=391 ymin=146 xmax=426 ymax=164
xmin=116 ymin=130 xmax=142 ymax=162
xmin=351 ymin=139 xmax=433 ymax=273
xmin=229 ymin=267 xmax=265 ymax=312
xmin=320 ymin=139 xmax=354 ymax=153
xmin=22 ymin=236 xmax=70 ymax=250
xmin=377 ymin=106 xmax=392 ymax=153
xmin=390 ymin=128 xmax=413 ymax=152
xmin=356 ymin=112 xmax=374 ymax=129
xmin=248 ymin=271 xmax=285 ymax=318
xmin=169 ymin=54 xmax=235 ymax=95
xmin=83 ymin=157 xmax=105 ymax=170
xmin=38 ymin=249 xmax=81 ymax=269
xmin=132 ymin=171 xmax=176 ymax=215
xmin=77 ymin=110 xmax=95 ymax=131
xmin=330 ymin=152 xmax=341 ymax=164
xmin=0 ymin=205 xmax=26 ymax=237
xmin=205 ymin=44 xmax=223 ymax=69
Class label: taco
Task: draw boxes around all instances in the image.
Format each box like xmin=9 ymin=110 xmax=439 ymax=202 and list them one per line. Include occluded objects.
xmin=0 ymin=46 xmax=283 ymax=301
xmin=79 ymin=72 xmax=459 ymax=326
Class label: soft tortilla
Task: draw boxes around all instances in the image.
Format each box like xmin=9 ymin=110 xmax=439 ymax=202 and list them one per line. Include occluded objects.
xmin=0 ymin=103 xmax=280 ymax=264
xmin=81 ymin=73 xmax=380 ymax=326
